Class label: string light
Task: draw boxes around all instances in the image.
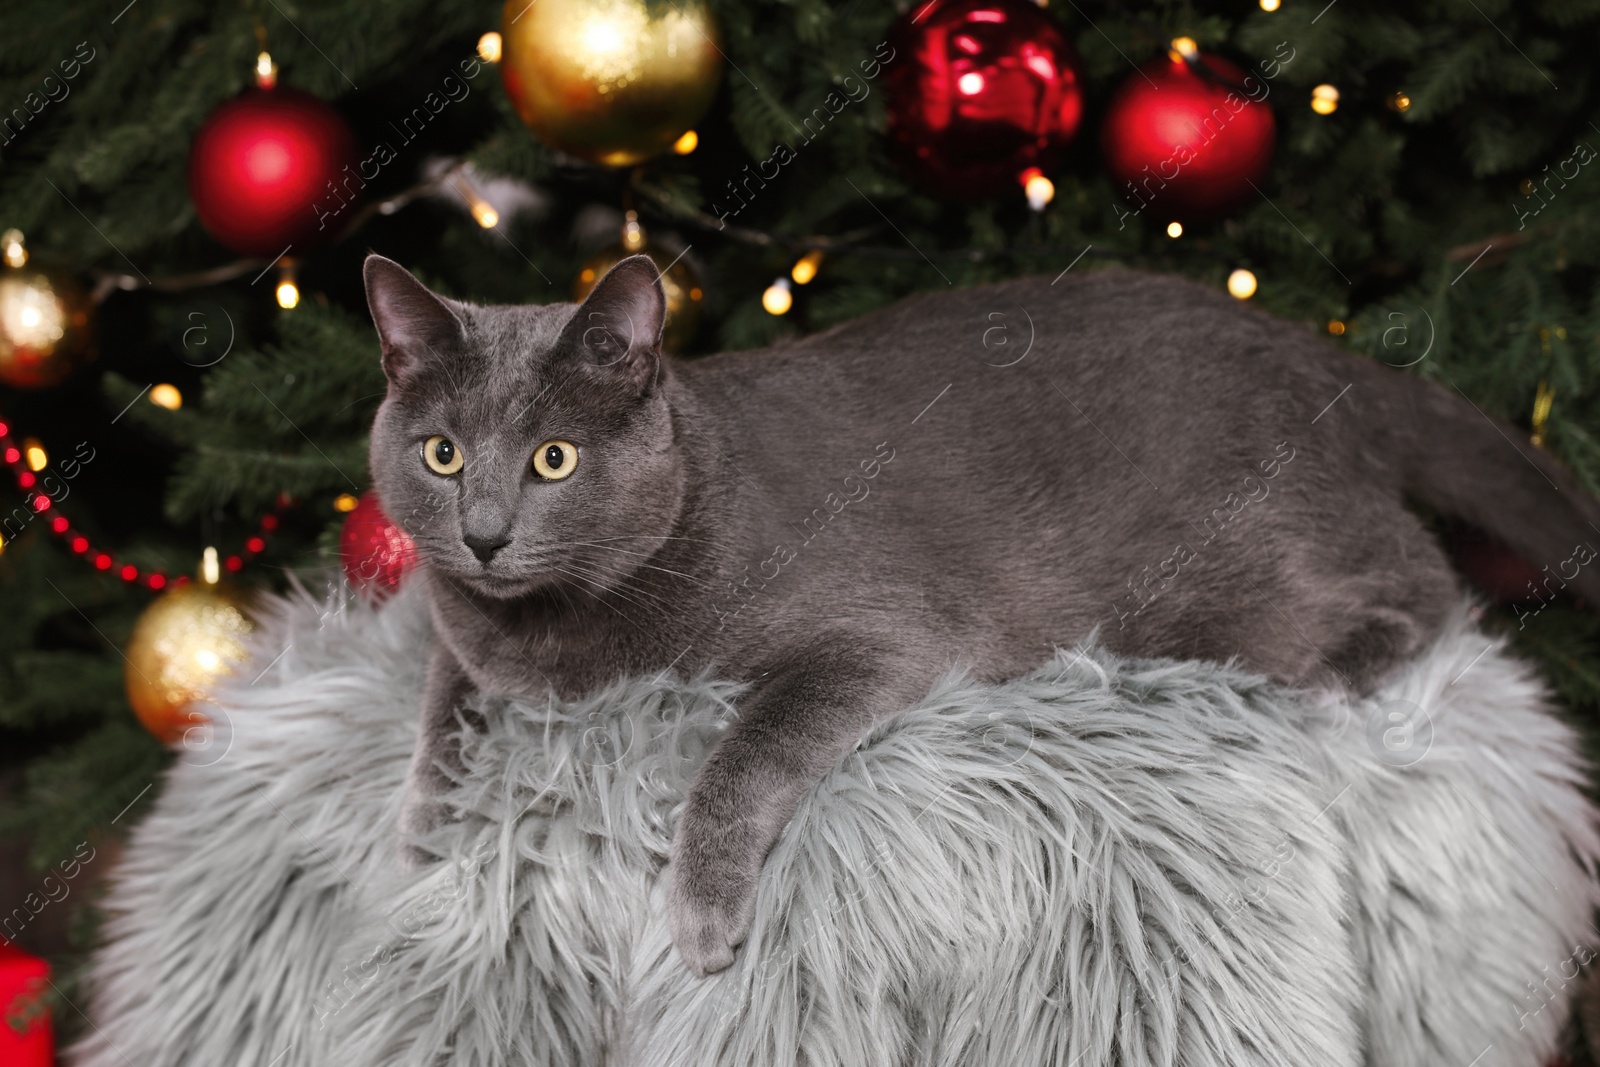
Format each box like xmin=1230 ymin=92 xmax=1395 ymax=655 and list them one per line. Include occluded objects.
xmin=255 ymin=51 xmax=278 ymax=90
xmin=149 ymin=384 xmax=183 ymax=410
xmin=1 ymin=229 xmax=25 ymax=268
xmin=276 ymin=262 xmax=299 ymax=309
xmin=23 ymin=439 xmax=46 ymax=472
xmin=477 ymin=32 xmax=503 ymax=63
xmin=334 ymin=493 xmax=360 ymax=513
xmin=1327 ymin=320 xmax=1346 ymax=336
xmin=1168 ymin=37 xmax=1198 ymax=62
xmin=1311 ymin=84 xmax=1340 ymax=115
xmin=1021 ymin=167 xmax=1055 ymax=211
xmin=1259 ymin=0 xmax=1280 ymax=9
xmin=447 ymin=170 xmax=501 ymax=228
xmin=762 ymin=278 xmax=793 ymax=315
xmin=1387 ymin=91 xmax=1411 ymax=113
xmin=1226 ymin=269 xmax=1257 ymax=299
xmin=791 ymin=250 xmax=824 ymax=285
xmin=1166 ymin=221 xmax=1183 ymax=238
xmin=673 ymin=130 xmax=699 ymax=155
xmin=620 ymin=209 xmax=646 ymax=253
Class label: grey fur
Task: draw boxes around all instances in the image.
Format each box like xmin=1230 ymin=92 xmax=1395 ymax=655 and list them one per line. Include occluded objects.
xmin=363 ymin=256 xmax=1600 ymax=973
xmin=71 ymin=586 xmax=1600 ymax=1066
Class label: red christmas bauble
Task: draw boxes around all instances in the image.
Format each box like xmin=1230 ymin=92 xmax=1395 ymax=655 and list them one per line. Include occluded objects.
xmin=0 ymin=941 xmax=51 ymax=1067
xmin=884 ymin=0 xmax=1085 ymax=201
xmin=340 ymin=491 xmax=417 ymax=597
xmin=1451 ymin=530 xmax=1546 ymax=605
xmin=1101 ymin=51 xmax=1276 ymax=223
xmin=188 ymin=87 xmax=359 ymax=258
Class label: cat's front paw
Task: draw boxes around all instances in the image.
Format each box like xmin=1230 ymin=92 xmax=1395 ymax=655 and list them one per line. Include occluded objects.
xmin=666 ymin=825 xmax=760 ymax=976
xmin=396 ymin=773 xmax=449 ymax=870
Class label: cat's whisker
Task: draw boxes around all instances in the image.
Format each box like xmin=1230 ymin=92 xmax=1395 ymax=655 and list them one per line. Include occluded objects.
xmin=522 ymin=552 xmax=677 ymax=595
xmin=555 ymin=544 xmax=714 ymax=586
xmin=549 ymin=563 xmax=667 ymax=625
xmin=566 ymin=572 xmax=679 ymax=614
xmin=526 ymin=537 xmax=722 ymax=584
xmin=548 ymin=549 xmax=685 ymax=588
xmin=583 ymin=534 xmax=724 ymax=547
xmin=548 ymin=555 xmax=669 ymax=601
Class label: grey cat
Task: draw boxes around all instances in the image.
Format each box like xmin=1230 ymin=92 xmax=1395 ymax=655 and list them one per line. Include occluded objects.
xmin=364 ymin=253 xmax=1600 ymax=976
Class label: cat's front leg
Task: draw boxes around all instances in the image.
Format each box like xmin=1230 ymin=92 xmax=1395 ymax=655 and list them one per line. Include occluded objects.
xmin=398 ymin=644 xmax=478 ymax=862
xmin=667 ymin=640 xmax=923 ymax=975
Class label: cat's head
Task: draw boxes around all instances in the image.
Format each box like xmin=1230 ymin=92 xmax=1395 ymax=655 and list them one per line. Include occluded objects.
xmin=364 ymin=254 xmax=684 ymax=600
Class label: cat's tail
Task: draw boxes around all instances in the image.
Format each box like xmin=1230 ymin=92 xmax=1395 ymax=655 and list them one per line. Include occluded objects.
xmin=1377 ymin=363 xmax=1600 ymax=605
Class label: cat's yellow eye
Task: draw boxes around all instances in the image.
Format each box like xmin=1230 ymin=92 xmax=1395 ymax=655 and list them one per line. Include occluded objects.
xmin=423 ymin=435 xmax=464 ymax=475
xmin=532 ymin=440 xmax=578 ymax=481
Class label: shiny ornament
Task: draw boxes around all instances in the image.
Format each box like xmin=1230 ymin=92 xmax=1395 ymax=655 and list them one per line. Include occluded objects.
xmin=0 ymin=941 xmax=51 ymax=1067
xmin=0 ymin=239 xmax=93 ymax=389
xmin=884 ymin=0 xmax=1085 ymax=201
xmin=340 ymin=490 xmax=418 ymax=597
xmin=188 ymin=86 xmax=360 ymax=258
xmin=1101 ymin=50 xmax=1276 ymax=224
xmin=1451 ymin=530 xmax=1547 ymax=605
xmin=499 ymin=0 xmax=722 ymax=167
xmin=573 ymin=214 xmax=703 ymax=351
xmin=126 ymin=582 xmax=255 ymax=746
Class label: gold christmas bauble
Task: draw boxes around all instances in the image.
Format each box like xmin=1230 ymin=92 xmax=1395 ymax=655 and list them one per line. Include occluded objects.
xmin=499 ymin=0 xmax=722 ymax=167
xmin=575 ymin=241 xmax=704 ymax=353
xmin=0 ymin=261 xmax=93 ymax=389
xmin=125 ymin=582 xmax=255 ymax=746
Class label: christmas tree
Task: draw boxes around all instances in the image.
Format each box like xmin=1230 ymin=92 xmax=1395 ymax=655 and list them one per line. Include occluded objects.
xmin=3 ymin=0 xmax=1600 ymax=1054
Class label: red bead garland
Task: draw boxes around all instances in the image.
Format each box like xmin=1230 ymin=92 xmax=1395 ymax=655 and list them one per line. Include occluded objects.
xmin=0 ymin=417 xmax=289 ymax=588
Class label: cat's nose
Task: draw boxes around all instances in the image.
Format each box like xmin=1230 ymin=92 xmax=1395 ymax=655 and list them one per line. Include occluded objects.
xmin=463 ymin=534 xmax=510 ymax=563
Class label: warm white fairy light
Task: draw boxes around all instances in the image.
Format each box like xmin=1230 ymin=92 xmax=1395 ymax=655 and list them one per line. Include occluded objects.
xmin=149 ymin=383 xmax=183 ymax=410
xmin=1227 ymin=269 xmax=1258 ymax=299
xmin=791 ymin=250 xmax=823 ymax=285
xmin=275 ymin=273 xmax=299 ymax=310
xmin=1022 ymin=169 xmax=1055 ymax=211
xmin=1 ymin=229 xmax=26 ymax=268
xmin=762 ymin=278 xmax=793 ymax=315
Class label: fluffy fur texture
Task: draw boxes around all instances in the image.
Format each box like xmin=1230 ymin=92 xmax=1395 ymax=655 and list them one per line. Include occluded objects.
xmin=73 ymin=585 xmax=1600 ymax=1067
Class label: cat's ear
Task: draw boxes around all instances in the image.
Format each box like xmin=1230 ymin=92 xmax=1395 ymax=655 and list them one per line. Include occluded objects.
xmin=363 ymin=254 xmax=465 ymax=384
xmin=563 ymin=255 xmax=666 ymax=394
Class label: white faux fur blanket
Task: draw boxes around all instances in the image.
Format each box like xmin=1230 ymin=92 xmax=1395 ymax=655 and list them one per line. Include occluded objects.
xmin=71 ymin=585 xmax=1600 ymax=1067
